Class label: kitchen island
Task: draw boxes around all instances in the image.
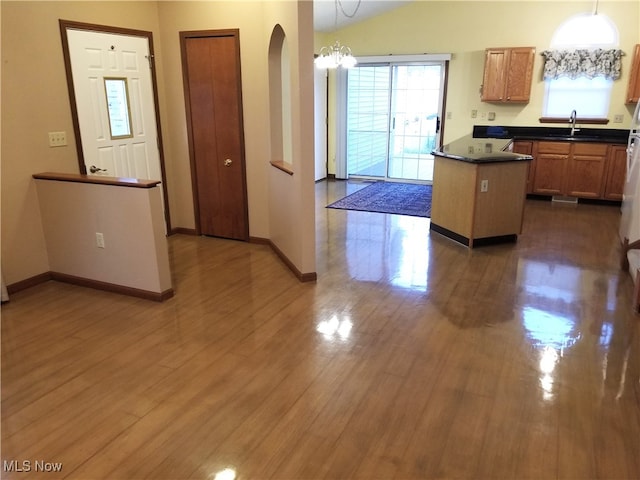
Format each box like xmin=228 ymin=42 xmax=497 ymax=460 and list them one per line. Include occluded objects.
xmin=431 ymin=136 xmax=532 ymax=247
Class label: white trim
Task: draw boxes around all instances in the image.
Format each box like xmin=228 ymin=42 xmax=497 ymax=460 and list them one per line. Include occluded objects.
xmin=335 ymin=54 xmax=452 ymax=178
xmin=335 ymin=68 xmax=348 ymax=179
xmin=337 ymin=60 xmax=448 ymax=181
xmin=355 ymin=53 xmax=452 ymax=64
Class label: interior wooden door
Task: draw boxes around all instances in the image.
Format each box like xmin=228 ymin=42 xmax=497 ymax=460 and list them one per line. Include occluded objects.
xmin=181 ymin=30 xmax=249 ymax=241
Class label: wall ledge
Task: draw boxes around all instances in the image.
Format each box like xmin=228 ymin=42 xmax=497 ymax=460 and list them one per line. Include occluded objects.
xmin=269 ymin=161 xmax=294 ymax=176
xmin=33 ymin=172 xmax=161 ymax=188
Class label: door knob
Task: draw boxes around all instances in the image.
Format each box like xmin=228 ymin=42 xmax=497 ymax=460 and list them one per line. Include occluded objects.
xmin=89 ymin=165 xmax=107 ymax=174
xmin=224 ymin=159 xmax=233 ymax=167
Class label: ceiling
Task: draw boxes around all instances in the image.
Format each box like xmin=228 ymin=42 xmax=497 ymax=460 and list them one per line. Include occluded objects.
xmin=313 ymin=0 xmax=414 ymax=32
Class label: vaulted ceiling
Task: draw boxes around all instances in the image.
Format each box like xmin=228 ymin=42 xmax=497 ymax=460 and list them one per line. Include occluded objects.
xmin=313 ymin=0 xmax=414 ymax=32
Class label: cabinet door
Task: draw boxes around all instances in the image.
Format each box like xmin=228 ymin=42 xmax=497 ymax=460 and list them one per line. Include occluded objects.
xmin=533 ymin=154 xmax=568 ymax=195
xmin=604 ymin=145 xmax=628 ymax=200
xmin=504 ymin=47 xmax=535 ymax=102
xmin=532 ymin=142 xmax=570 ymax=195
xmin=512 ymin=140 xmax=534 ymax=193
xmin=481 ymin=49 xmax=508 ymax=102
xmin=481 ymin=47 xmax=535 ymax=103
xmin=565 ymin=144 xmax=608 ymax=198
xmin=626 ymin=44 xmax=640 ymax=104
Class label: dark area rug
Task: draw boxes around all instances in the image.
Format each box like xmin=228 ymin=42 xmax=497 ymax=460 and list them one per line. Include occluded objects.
xmin=327 ymin=182 xmax=432 ymax=218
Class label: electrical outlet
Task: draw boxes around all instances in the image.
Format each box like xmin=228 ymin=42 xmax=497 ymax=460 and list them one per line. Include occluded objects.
xmin=48 ymin=131 xmax=67 ymax=147
xmin=96 ymin=232 xmax=105 ymax=249
xmin=614 ymin=114 xmax=624 ymax=123
xmin=471 ymin=109 xmax=478 ymax=118
xmin=480 ymin=179 xmax=489 ymax=192
xmin=488 ymin=112 xmax=496 ymax=121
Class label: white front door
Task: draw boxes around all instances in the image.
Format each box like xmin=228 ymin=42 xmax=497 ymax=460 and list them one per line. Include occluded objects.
xmin=66 ymin=29 xmax=162 ymax=183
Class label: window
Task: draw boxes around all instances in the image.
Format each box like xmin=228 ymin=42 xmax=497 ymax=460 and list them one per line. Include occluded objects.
xmin=346 ymin=63 xmax=445 ymax=181
xmin=542 ymin=13 xmax=620 ymax=120
xmin=336 ymin=54 xmax=450 ymax=182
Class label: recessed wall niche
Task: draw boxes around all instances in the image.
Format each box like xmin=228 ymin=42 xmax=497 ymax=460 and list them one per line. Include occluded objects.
xmin=268 ymin=24 xmax=293 ymax=173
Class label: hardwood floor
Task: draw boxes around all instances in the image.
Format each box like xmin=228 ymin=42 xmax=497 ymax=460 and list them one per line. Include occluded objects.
xmin=2 ymin=179 xmax=639 ymax=479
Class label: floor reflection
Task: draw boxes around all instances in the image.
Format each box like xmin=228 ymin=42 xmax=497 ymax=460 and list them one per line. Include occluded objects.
xmin=538 ymin=345 xmax=559 ymax=401
xmin=320 ymin=179 xmax=639 ymax=411
xmin=316 ymin=314 xmax=353 ymax=341
xmin=516 ymin=256 xmax=632 ymax=403
xmin=345 ymin=211 xmax=431 ymax=291
xmin=522 ymin=306 xmax=579 ymax=350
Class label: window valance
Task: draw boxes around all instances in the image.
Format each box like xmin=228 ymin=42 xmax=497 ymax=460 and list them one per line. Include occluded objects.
xmin=541 ymin=49 xmax=623 ymax=80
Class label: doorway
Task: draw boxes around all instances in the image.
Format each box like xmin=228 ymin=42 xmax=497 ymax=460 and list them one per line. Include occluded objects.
xmin=344 ymin=61 xmax=448 ymax=182
xmin=180 ymin=30 xmax=249 ymax=241
xmin=60 ymin=20 xmax=170 ymax=230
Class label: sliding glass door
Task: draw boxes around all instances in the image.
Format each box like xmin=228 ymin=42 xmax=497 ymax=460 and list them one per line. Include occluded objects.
xmin=346 ymin=62 xmax=446 ymax=182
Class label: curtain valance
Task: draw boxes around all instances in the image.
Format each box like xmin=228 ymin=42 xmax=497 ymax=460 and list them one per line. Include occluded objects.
xmin=541 ymin=49 xmax=623 ymax=80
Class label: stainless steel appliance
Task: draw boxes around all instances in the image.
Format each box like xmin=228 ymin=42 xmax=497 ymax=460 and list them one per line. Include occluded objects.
xmin=620 ymin=101 xmax=640 ymax=291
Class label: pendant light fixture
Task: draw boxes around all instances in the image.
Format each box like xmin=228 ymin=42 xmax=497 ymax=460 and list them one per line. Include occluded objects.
xmin=314 ymin=0 xmax=361 ymax=69
xmin=315 ymin=41 xmax=357 ymax=69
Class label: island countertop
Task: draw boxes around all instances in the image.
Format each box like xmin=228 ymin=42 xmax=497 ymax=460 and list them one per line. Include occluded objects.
xmin=432 ymin=135 xmax=533 ymax=163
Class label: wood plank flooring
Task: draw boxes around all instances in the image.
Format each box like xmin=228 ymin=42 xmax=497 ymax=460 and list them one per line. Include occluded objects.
xmin=2 ymin=179 xmax=639 ymax=479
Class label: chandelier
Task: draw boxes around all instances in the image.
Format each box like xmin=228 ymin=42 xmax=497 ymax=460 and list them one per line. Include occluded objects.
xmin=314 ymin=0 xmax=361 ymax=69
xmin=314 ymin=41 xmax=357 ymax=69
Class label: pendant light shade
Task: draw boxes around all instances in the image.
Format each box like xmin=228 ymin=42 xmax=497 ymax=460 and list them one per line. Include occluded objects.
xmin=314 ymin=41 xmax=357 ymax=69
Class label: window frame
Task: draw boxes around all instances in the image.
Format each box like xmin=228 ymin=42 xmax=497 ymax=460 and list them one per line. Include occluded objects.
xmin=540 ymin=12 xmax=619 ymax=124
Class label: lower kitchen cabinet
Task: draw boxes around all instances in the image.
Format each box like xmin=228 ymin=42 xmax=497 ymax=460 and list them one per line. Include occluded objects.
xmin=532 ymin=141 xmax=570 ymax=196
xmin=529 ymin=140 xmax=622 ymax=201
xmin=512 ymin=140 xmax=534 ymax=193
xmin=565 ymin=143 xmax=608 ymax=198
xmin=604 ymin=144 xmax=628 ymax=200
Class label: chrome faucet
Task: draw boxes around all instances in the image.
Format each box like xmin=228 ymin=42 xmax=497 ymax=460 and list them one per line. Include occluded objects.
xmin=569 ymin=109 xmax=579 ymax=136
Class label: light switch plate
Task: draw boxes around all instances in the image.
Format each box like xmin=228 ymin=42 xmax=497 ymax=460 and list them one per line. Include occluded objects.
xmin=48 ymin=131 xmax=67 ymax=147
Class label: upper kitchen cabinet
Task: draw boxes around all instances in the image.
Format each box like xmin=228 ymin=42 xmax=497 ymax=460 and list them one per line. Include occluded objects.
xmin=626 ymin=44 xmax=640 ymax=104
xmin=481 ymin=47 xmax=535 ymax=103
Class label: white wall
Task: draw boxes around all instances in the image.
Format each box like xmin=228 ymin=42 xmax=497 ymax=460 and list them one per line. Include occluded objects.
xmin=35 ymin=179 xmax=172 ymax=296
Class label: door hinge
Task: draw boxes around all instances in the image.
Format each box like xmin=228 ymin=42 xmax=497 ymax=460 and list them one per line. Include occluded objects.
xmin=145 ymin=54 xmax=154 ymax=69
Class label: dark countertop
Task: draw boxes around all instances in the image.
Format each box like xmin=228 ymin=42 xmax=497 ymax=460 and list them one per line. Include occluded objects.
xmin=473 ymin=125 xmax=629 ymax=144
xmin=432 ymin=135 xmax=533 ymax=164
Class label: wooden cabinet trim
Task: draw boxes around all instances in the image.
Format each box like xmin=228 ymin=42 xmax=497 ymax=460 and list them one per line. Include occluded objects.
xmin=537 ymin=141 xmax=571 ymax=154
xmin=626 ymin=44 xmax=640 ymax=104
xmin=572 ymin=143 xmax=608 ymax=155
